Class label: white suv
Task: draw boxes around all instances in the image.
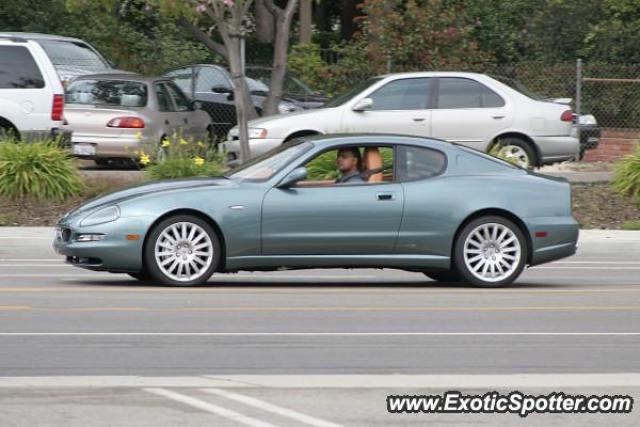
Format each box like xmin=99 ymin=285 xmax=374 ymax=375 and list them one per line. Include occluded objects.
xmin=223 ymin=72 xmax=580 ymax=167
xmin=0 ymin=36 xmax=69 ymax=141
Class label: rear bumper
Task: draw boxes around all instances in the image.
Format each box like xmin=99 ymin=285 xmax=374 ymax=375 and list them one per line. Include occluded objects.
xmin=527 ymin=216 xmax=579 ymax=266
xmin=70 ymin=135 xmax=153 ymax=159
xmin=21 ymin=128 xmax=72 ymax=144
xmin=534 ymin=135 xmax=580 ymax=165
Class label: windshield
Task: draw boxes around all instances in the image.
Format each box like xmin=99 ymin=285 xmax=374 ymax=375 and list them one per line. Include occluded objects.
xmin=38 ymin=40 xmax=109 ymax=70
xmin=324 ymin=77 xmax=383 ymax=108
xmin=229 ymin=141 xmax=314 ymax=182
xmin=66 ymin=79 xmax=148 ymax=107
xmin=491 ymin=75 xmax=543 ymax=101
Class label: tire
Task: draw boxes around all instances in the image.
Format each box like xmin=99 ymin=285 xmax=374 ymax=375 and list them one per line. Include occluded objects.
xmin=494 ymin=137 xmax=537 ymax=169
xmin=144 ymin=215 xmax=221 ymax=286
xmin=454 ymin=215 xmax=527 ymax=288
xmin=423 ymin=271 xmax=462 ymax=283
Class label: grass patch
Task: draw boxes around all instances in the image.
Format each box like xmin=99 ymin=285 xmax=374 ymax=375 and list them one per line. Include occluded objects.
xmin=622 ymin=220 xmax=640 ymax=230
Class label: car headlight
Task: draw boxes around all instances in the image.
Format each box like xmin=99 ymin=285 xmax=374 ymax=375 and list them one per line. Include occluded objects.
xmin=80 ymin=205 xmax=120 ymax=227
xmin=278 ymin=101 xmax=301 ymax=114
xmin=248 ymin=128 xmax=268 ymax=139
xmin=227 ymin=127 xmax=267 ymax=139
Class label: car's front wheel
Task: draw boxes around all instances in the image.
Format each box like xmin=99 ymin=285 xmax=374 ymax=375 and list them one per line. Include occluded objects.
xmin=144 ymin=215 xmax=221 ymax=286
xmin=454 ymin=216 xmax=527 ymax=287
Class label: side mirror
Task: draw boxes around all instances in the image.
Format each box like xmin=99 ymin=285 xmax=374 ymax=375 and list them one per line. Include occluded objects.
xmin=190 ymin=100 xmax=203 ymax=110
xmin=352 ymin=98 xmax=373 ymax=112
xmin=278 ymin=167 xmax=307 ymax=188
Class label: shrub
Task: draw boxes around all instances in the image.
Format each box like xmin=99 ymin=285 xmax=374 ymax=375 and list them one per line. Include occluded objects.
xmin=612 ymin=145 xmax=640 ymax=202
xmin=142 ymin=133 xmax=226 ymax=180
xmin=0 ymin=139 xmax=83 ymax=201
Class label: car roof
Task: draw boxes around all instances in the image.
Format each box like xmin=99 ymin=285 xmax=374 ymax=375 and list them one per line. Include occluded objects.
xmin=377 ymin=71 xmax=490 ymax=79
xmin=71 ymin=73 xmax=169 ymax=84
xmin=305 ymin=133 xmax=455 ymax=151
xmin=0 ymin=32 xmax=90 ymax=43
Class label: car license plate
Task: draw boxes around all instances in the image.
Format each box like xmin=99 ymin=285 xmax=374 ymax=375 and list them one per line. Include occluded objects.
xmin=73 ymin=143 xmax=96 ymax=156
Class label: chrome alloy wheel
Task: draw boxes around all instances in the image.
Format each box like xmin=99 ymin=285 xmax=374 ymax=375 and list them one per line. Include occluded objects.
xmin=154 ymin=221 xmax=213 ymax=282
xmin=500 ymin=144 xmax=531 ymax=168
xmin=463 ymin=222 xmax=521 ymax=283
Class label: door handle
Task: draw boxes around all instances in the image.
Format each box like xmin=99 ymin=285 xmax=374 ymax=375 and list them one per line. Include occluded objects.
xmin=184 ymin=118 xmax=189 ymax=124
xmin=412 ymin=117 xmax=426 ymax=122
xmin=492 ymin=115 xmax=505 ymax=119
xmin=164 ymin=119 xmax=170 ymax=125
xmin=377 ymin=192 xmax=394 ymax=201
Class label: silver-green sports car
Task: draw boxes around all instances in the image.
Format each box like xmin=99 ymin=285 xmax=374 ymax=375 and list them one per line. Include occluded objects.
xmin=53 ymin=134 xmax=579 ymax=287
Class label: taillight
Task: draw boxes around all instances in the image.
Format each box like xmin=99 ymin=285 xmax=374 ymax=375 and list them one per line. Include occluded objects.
xmin=107 ymin=117 xmax=145 ymax=128
xmin=51 ymin=94 xmax=64 ymax=121
xmin=560 ymin=110 xmax=573 ymax=122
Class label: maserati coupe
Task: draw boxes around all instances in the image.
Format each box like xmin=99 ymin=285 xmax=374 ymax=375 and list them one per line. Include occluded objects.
xmin=53 ymin=134 xmax=579 ymax=287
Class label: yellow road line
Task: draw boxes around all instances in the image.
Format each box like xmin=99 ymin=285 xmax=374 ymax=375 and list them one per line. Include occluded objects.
xmin=0 ymin=306 xmax=31 ymax=311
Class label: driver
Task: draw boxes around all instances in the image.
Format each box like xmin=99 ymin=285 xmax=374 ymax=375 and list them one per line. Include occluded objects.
xmin=335 ymin=147 xmax=365 ymax=185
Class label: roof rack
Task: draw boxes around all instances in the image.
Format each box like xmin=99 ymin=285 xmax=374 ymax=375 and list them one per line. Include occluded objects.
xmin=0 ymin=35 xmax=28 ymax=43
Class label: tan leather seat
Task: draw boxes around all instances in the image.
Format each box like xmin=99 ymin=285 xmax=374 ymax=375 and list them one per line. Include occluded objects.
xmin=363 ymin=147 xmax=383 ymax=182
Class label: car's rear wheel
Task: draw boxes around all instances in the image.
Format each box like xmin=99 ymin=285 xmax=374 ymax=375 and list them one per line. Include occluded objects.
xmin=494 ymin=137 xmax=537 ymax=169
xmin=144 ymin=215 xmax=221 ymax=286
xmin=423 ymin=271 xmax=462 ymax=283
xmin=454 ymin=216 xmax=527 ymax=288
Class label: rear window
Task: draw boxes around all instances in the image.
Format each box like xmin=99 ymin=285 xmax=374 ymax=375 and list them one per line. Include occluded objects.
xmin=66 ymin=79 xmax=148 ymax=107
xmin=38 ymin=40 xmax=108 ymax=70
xmin=0 ymin=46 xmax=45 ymax=89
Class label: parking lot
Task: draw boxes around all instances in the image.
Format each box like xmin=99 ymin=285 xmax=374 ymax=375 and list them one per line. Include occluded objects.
xmin=0 ymin=228 xmax=638 ymax=425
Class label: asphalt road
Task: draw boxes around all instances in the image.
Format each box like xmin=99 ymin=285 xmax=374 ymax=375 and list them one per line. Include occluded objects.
xmin=0 ymin=228 xmax=638 ymax=426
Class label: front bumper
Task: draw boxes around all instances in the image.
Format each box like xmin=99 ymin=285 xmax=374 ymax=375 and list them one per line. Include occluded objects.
xmin=53 ymin=219 xmax=147 ymax=272
xmin=220 ymin=138 xmax=284 ymax=165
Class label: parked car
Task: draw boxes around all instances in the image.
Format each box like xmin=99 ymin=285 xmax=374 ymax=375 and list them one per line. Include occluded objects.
xmin=574 ymin=114 xmax=601 ymax=160
xmin=53 ymin=134 xmax=578 ymax=287
xmin=0 ymin=32 xmax=126 ymax=86
xmin=0 ymin=36 xmax=70 ymax=142
xmin=65 ymin=74 xmax=212 ymax=165
xmin=491 ymin=75 xmax=601 ymax=160
xmin=245 ymin=65 xmax=327 ymax=109
xmin=222 ymin=72 xmax=580 ymax=168
xmin=164 ymin=64 xmax=320 ymax=139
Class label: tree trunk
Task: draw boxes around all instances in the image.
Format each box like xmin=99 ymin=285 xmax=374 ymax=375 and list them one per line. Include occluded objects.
xmin=264 ymin=0 xmax=299 ymax=116
xmin=255 ymin=0 xmax=274 ymax=43
xmin=340 ymin=0 xmax=359 ymax=41
xmin=299 ymin=0 xmax=312 ymax=43
xmin=226 ymin=38 xmax=252 ymax=163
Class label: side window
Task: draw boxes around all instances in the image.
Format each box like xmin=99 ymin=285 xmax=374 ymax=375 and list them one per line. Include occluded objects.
xmin=165 ymin=68 xmax=193 ymax=97
xmin=165 ymin=82 xmax=191 ymax=112
xmin=154 ymin=83 xmax=171 ymax=112
xmin=437 ymin=78 xmax=505 ymax=109
xmin=398 ymin=146 xmax=446 ymax=181
xmin=369 ymin=78 xmax=431 ymax=110
xmin=0 ymin=46 xmax=45 ymax=89
xmin=196 ymin=67 xmax=230 ymax=92
xmin=298 ymin=146 xmax=395 ymax=186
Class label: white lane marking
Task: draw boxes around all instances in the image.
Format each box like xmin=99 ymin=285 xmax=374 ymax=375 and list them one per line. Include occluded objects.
xmin=0 ymin=274 xmax=104 ymax=277
xmin=0 ymin=332 xmax=638 ymax=337
xmin=0 ymin=273 xmax=378 ymax=280
xmin=0 ymin=259 xmax=61 ymax=262
xmin=552 ymin=261 xmax=639 ymax=264
xmin=203 ymin=388 xmax=342 ymax=427
xmin=1 ymin=374 xmax=640 ymax=388
xmin=145 ymin=388 xmax=276 ymax=427
xmin=533 ymin=267 xmax=640 ymax=270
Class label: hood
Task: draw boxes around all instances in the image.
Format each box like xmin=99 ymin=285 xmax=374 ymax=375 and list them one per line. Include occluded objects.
xmin=63 ymin=177 xmax=233 ymax=220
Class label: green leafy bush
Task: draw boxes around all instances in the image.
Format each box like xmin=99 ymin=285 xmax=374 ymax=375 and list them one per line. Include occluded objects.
xmin=612 ymin=145 xmax=640 ymax=202
xmin=143 ymin=133 xmax=226 ymax=180
xmin=0 ymin=140 xmax=83 ymax=201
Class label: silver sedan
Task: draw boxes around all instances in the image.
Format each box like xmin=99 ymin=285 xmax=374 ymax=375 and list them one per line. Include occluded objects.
xmin=65 ymin=74 xmax=212 ymax=165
